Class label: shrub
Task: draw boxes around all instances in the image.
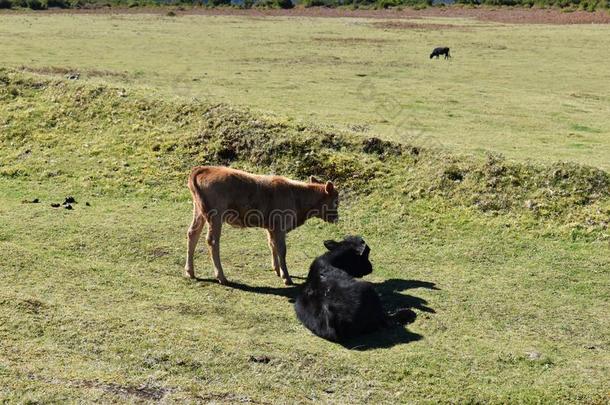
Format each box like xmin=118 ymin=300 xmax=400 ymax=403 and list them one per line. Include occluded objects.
xmin=208 ymin=0 xmax=230 ymax=5
xmin=0 ymin=0 xmax=13 ymax=8
xmin=46 ymin=0 xmax=68 ymax=7
xmin=27 ymin=0 xmax=47 ymax=9
xmin=274 ymin=0 xmax=293 ymax=7
xmin=376 ymin=0 xmax=399 ymax=8
xmin=256 ymin=0 xmax=293 ymax=7
xmin=301 ymin=0 xmax=330 ymax=7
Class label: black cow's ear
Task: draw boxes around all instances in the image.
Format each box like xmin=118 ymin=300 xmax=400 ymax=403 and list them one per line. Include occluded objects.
xmin=309 ymin=176 xmax=321 ymax=184
xmin=324 ymin=240 xmax=339 ymax=251
xmin=355 ymin=241 xmax=369 ymax=256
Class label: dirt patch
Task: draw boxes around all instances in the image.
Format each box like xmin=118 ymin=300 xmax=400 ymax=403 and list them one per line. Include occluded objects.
xmin=371 ymin=21 xmax=469 ymax=30
xmin=362 ymin=137 xmax=403 ymax=158
xmin=18 ymin=65 xmax=127 ymax=79
xmin=236 ymin=55 xmax=372 ymax=66
xmin=24 ymin=373 xmax=170 ymax=401
xmin=312 ymin=36 xmax=396 ymax=44
xmin=80 ymin=381 xmax=169 ymax=401
xmin=195 ymin=392 xmax=268 ymax=404
xmin=151 ymin=247 xmax=170 ymax=258
xmin=7 ymin=6 xmax=610 ymax=25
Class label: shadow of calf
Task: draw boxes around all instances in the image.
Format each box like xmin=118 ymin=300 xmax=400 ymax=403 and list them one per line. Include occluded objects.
xmin=194 ymin=277 xmax=299 ymax=301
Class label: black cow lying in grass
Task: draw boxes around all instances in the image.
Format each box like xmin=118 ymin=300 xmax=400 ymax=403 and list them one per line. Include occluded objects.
xmin=430 ymin=47 xmax=451 ymax=59
xmin=294 ymin=236 xmax=415 ymax=342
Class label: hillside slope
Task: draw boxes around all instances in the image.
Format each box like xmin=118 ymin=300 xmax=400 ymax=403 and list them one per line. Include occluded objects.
xmin=0 ymin=71 xmax=609 ymax=403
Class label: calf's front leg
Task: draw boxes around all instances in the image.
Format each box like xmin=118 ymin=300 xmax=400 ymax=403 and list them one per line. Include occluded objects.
xmin=270 ymin=231 xmax=293 ymax=286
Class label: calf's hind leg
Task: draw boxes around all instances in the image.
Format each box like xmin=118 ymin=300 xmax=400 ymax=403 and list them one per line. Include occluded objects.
xmin=266 ymin=230 xmax=281 ymax=278
xmin=185 ymin=208 xmax=205 ymax=279
xmin=206 ymin=217 xmax=228 ymax=285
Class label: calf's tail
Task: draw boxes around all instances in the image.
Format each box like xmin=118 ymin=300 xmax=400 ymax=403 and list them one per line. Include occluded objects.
xmin=188 ymin=167 xmax=209 ymax=220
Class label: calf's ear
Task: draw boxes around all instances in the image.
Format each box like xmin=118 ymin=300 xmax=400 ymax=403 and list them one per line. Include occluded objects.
xmin=325 ymin=181 xmax=334 ymax=194
xmin=309 ymin=176 xmax=321 ymax=184
xmin=324 ymin=240 xmax=340 ymax=251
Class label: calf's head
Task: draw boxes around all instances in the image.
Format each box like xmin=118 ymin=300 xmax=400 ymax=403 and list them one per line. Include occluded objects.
xmin=309 ymin=176 xmax=339 ymax=224
xmin=323 ymin=236 xmax=372 ymax=277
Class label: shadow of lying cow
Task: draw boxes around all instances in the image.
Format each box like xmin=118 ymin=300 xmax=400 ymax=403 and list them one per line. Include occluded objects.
xmin=340 ymin=278 xmax=438 ymax=350
xmin=194 ymin=273 xmax=437 ymax=351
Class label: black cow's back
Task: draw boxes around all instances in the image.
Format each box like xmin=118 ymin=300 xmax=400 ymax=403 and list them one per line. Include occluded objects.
xmin=295 ymin=249 xmax=387 ymax=342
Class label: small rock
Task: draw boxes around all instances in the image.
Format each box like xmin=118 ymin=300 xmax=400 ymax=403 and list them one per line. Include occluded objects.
xmin=85 ymin=202 xmax=91 ymax=207
xmin=525 ymin=200 xmax=536 ymax=210
xmin=526 ymin=351 xmax=541 ymax=360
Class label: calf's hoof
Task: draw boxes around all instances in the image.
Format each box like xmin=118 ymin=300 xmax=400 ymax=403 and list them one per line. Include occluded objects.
xmin=217 ymin=276 xmax=229 ymax=286
xmin=184 ymin=269 xmax=195 ymax=279
xmin=284 ymin=278 xmax=294 ymax=286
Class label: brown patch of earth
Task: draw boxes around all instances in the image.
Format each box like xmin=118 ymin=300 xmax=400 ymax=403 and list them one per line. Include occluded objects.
xmin=18 ymin=65 xmax=127 ymax=78
xmin=312 ymin=36 xmax=396 ymax=43
xmin=370 ymin=20 xmax=470 ymax=30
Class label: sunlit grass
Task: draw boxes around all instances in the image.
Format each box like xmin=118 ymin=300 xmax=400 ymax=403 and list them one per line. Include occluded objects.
xmin=0 ymin=72 xmax=608 ymax=402
xmin=0 ymin=13 xmax=609 ymax=168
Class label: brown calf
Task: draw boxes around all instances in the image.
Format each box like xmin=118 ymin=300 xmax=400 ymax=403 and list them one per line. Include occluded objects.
xmin=185 ymin=166 xmax=339 ymax=286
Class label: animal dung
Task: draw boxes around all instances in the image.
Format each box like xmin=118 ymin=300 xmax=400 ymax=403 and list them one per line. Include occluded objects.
xmin=21 ymin=198 xmax=40 ymax=204
xmin=248 ymin=355 xmax=271 ymax=364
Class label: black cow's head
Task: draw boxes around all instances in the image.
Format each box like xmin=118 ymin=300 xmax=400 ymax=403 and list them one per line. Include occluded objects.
xmin=323 ymin=235 xmax=372 ymax=278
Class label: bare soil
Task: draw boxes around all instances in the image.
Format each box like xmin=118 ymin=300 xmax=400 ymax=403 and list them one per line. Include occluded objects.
xmin=370 ymin=20 xmax=471 ymax=29
xmin=4 ymin=6 xmax=610 ymax=25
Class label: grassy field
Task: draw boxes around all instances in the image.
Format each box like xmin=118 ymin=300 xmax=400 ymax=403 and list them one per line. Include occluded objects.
xmin=0 ymin=11 xmax=609 ymax=404
xmin=1 ymin=71 xmax=609 ymax=403
xmin=0 ymin=13 xmax=610 ymax=169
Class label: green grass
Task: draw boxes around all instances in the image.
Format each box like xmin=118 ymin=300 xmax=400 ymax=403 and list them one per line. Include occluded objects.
xmin=1 ymin=13 xmax=610 ymax=169
xmin=1 ymin=72 xmax=609 ymax=402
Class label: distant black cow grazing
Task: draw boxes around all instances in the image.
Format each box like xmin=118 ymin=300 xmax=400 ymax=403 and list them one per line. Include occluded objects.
xmin=430 ymin=47 xmax=451 ymax=59
xmin=294 ymin=236 xmax=415 ymax=342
